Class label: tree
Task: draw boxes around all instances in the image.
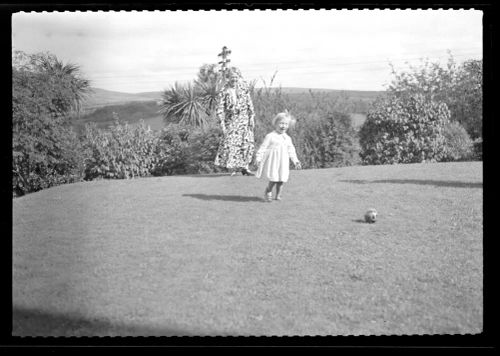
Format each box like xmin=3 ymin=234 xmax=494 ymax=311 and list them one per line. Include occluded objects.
xmin=13 ymin=50 xmax=90 ymax=117
xmin=12 ymin=50 xmax=90 ymax=195
xmin=387 ymin=53 xmax=482 ymax=140
xmin=450 ymin=59 xmax=482 ymax=139
xmin=196 ymin=63 xmax=222 ymax=85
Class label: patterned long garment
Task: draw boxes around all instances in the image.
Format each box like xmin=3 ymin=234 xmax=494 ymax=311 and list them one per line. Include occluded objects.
xmin=214 ymin=81 xmax=255 ymax=169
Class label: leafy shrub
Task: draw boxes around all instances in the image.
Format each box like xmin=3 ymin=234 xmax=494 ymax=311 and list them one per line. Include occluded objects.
xmin=441 ymin=121 xmax=474 ymax=162
xmin=185 ymin=125 xmax=225 ymax=174
xmin=359 ymin=94 xmax=450 ymax=165
xmin=13 ymin=122 xmax=87 ymax=196
xmin=82 ymin=115 xmax=161 ymax=180
xmin=151 ymin=124 xmax=192 ymax=176
xmin=294 ymin=111 xmax=361 ymax=168
xmin=152 ymin=124 xmax=224 ymax=175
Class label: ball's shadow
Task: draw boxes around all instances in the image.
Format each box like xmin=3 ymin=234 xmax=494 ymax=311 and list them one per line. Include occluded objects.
xmin=352 ymin=219 xmax=367 ymax=224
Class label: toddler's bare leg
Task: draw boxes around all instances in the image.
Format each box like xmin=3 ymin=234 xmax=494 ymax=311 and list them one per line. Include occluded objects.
xmin=265 ymin=182 xmax=275 ymax=201
xmin=275 ymin=182 xmax=284 ymax=200
xmin=267 ymin=181 xmax=276 ymax=192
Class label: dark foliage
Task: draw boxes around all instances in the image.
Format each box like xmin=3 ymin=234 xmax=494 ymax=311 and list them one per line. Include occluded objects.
xmin=12 ymin=51 xmax=90 ymax=196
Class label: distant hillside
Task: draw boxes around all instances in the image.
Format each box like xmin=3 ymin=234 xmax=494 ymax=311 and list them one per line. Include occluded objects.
xmin=73 ymin=100 xmax=162 ymax=133
xmin=81 ymin=88 xmax=162 ymax=110
xmin=82 ymin=87 xmax=383 ymax=110
xmin=277 ymin=87 xmax=383 ymax=98
xmin=76 ymin=87 xmax=379 ymax=132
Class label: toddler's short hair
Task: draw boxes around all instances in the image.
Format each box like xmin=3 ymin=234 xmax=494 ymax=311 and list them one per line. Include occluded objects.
xmin=272 ymin=112 xmax=296 ymax=127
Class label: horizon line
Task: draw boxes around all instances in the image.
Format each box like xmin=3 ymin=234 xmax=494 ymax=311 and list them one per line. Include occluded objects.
xmin=89 ymin=86 xmax=386 ymax=95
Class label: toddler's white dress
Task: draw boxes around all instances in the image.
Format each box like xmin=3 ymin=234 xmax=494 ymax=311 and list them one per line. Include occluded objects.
xmin=255 ymin=131 xmax=299 ymax=182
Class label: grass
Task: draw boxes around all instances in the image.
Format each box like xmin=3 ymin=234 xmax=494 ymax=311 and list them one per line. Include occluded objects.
xmin=12 ymin=162 xmax=483 ymax=336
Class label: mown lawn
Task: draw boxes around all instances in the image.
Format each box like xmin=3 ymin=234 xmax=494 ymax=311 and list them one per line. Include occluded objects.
xmin=12 ymin=162 xmax=483 ymax=336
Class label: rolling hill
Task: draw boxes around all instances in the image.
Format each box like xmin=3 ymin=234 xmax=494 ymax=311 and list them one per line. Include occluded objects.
xmin=76 ymin=87 xmax=379 ymax=132
xmin=279 ymin=87 xmax=383 ymax=98
xmin=81 ymin=88 xmax=163 ymax=110
xmin=81 ymin=87 xmax=383 ymax=110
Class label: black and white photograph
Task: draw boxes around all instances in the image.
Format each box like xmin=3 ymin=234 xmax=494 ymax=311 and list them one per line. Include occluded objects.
xmin=11 ymin=8 xmax=485 ymax=339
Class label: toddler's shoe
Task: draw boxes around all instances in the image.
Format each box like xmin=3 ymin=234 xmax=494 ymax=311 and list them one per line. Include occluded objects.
xmin=241 ymin=168 xmax=254 ymax=176
xmin=264 ymin=190 xmax=273 ymax=202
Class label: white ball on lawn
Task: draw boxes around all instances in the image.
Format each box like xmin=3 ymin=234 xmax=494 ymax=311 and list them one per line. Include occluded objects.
xmin=364 ymin=208 xmax=377 ymax=223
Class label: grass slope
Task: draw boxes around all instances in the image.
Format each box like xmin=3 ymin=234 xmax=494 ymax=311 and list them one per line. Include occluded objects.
xmin=12 ymin=162 xmax=483 ymax=336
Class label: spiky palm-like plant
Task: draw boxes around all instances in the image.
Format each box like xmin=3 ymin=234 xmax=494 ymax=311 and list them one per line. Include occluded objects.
xmin=159 ymin=82 xmax=209 ymax=128
xmin=195 ymin=78 xmax=222 ymax=119
xmin=32 ymin=52 xmax=91 ymax=116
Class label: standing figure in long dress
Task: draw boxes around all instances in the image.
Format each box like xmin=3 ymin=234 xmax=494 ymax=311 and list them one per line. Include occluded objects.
xmin=214 ymin=68 xmax=255 ymax=176
xmin=255 ymin=112 xmax=302 ymax=201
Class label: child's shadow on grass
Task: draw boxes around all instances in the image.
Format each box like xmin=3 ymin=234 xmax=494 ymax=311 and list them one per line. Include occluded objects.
xmin=183 ymin=194 xmax=263 ymax=202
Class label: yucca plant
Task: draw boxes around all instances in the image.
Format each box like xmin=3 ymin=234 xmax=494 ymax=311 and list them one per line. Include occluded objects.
xmin=159 ymin=82 xmax=210 ymax=128
xmin=195 ymin=79 xmax=222 ymax=119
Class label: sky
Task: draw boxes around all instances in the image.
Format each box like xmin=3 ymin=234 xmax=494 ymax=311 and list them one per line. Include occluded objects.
xmin=12 ymin=9 xmax=483 ymax=93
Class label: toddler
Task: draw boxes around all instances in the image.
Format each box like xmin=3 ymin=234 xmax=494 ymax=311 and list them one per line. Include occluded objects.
xmin=255 ymin=112 xmax=301 ymax=201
